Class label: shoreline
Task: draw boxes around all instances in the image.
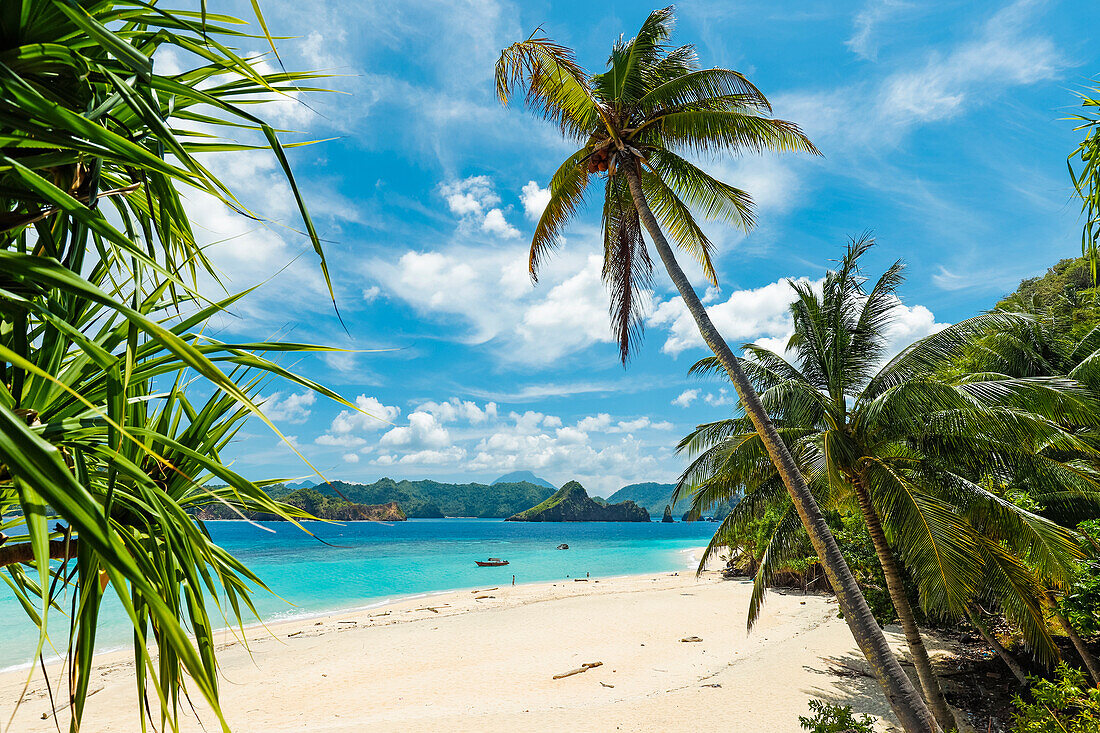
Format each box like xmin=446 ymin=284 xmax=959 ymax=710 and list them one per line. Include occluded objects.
xmin=0 ymin=550 xmax=957 ymax=733
xmin=0 ymin=545 xmax=708 ymax=676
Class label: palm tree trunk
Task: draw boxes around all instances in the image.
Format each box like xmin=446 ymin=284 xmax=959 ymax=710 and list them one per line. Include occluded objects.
xmin=1049 ymin=601 xmax=1100 ymax=687
xmin=621 ymin=160 xmax=939 ymax=733
xmin=966 ymin=605 xmax=1028 ymax=686
xmin=850 ymin=470 xmax=956 ymax=732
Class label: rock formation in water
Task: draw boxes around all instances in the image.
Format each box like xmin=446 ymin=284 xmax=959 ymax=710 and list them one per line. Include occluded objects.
xmin=661 ymin=504 xmax=674 ymax=523
xmin=505 ymin=481 xmax=650 ymax=522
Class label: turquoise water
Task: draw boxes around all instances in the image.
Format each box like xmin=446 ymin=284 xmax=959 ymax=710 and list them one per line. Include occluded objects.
xmin=0 ymin=518 xmax=717 ymax=669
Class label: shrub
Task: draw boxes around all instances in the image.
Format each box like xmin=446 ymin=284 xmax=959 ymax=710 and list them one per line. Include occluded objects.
xmin=1011 ymin=664 xmax=1100 ymax=733
xmin=798 ymin=699 xmax=875 ymax=733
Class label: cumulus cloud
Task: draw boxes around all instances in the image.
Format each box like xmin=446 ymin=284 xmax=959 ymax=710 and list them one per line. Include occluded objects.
xmin=372 ymin=245 xmax=615 ymax=364
xmin=650 ymin=277 xmax=948 ymax=367
xmin=520 ymin=181 xmax=551 ymax=221
xmin=440 ymin=175 xmax=519 ymax=239
xmin=649 ymin=277 xmax=818 ymax=356
xmin=318 ymin=395 xmax=401 ymax=447
xmin=379 ymin=410 xmax=451 ymax=449
xmin=672 ymin=389 xmax=699 ymax=408
xmin=260 ymin=391 xmax=316 ymax=423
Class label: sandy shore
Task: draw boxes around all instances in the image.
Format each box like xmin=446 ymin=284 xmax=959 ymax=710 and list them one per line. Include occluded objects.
xmin=0 ymin=560 xmax=956 ymax=732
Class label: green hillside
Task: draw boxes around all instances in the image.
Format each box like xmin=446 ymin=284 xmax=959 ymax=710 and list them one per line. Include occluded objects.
xmin=605 ymin=482 xmax=736 ymax=520
xmin=193 ymin=487 xmax=406 ymax=521
xmin=303 ymin=478 xmax=556 ymax=519
xmin=506 ymin=481 xmax=650 ymax=522
xmin=996 ymin=256 xmax=1100 ymax=339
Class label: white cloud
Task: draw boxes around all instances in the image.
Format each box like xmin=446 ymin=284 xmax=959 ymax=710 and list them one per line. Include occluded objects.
xmin=260 ymin=391 xmax=316 ymax=423
xmin=649 ymin=277 xmax=817 ymax=356
xmin=416 ymin=398 xmax=498 ymax=424
xmin=846 ymin=0 xmax=909 ymax=61
xmin=372 ymin=245 xmax=615 ymax=364
xmin=704 ymin=388 xmax=734 ymax=407
xmin=440 ymin=175 xmax=519 ymax=239
xmin=520 ymin=181 xmax=551 ymax=221
xmin=672 ymin=389 xmax=699 ymax=408
xmin=649 ymin=277 xmax=948 ymax=367
xmin=778 ymin=0 xmax=1064 ymax=150
xmin=321 ymin=395 xmax=401 ymax=446
xmin=342 ymin=453 xmax=360 ymax=464
xmin=362 ymin=285 xmax=382 ymax=302
xmin=379 ymin=410 xmax=450 ymax=449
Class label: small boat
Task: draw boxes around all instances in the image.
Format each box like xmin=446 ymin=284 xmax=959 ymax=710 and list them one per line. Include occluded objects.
xmin=557 ymin=543 xmax=569 ymax=550
xmin=475 ymin=557 xmax=509 ymax=567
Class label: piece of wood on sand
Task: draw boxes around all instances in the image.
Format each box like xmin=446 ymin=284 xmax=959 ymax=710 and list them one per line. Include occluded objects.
xmin=553 ymin=661 xmax=603 ymax=679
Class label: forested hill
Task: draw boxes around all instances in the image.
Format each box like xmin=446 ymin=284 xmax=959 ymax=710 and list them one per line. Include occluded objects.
xmin=606 ymin=482 xmax=736 ymax=520
xmin=996 ymin=256 xmax=1100 ymax=338
xmin=297 ymin=479 xmax=556 ymax=519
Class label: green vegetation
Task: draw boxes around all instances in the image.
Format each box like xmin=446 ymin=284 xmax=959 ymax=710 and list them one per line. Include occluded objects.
xmin=506 ymin=481 xmax=650 ymax=522
xmin=1070 ymin=81 xmax=1100 ymax=275
xmin=193 ymin=487 xmax=406 ymax=522
xmin=676 ymin=239 xmax=1100 ymax=730
xmin=1011 ymin=665 xmax=1100 ymax=733
xmin=993 ymin=256 xmax=1100 ymax=340
xmin=0 ymin=3 xmax=349 ymax=729
xmin=309 ymin=478 xmax=555 ymax=518
xmin=495 ymin=10 xmax=936 ymax=729
xmin=798 ymin=700 xmax=875 ymax=733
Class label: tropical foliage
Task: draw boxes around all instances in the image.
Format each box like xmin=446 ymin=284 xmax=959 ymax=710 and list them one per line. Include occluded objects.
xmin=1070 ymin=81 xmax=1100 ymax=278
xmin=1011 ymin=665 xmax=1100 ymax=733
xmin=496 ymin=9 xmax=938 ymax=730
xmin=675 ymin=238 xmax=1100 ymax=728
xmin=0 ymin=2 xmax=352 ymax=730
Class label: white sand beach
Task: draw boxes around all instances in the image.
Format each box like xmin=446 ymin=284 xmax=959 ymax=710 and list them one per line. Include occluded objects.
xmin=1 ymin=562 xmax=955 ymax=733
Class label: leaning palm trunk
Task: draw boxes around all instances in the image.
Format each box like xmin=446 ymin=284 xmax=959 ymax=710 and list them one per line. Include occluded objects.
xmin=1049 ymin=600 xmax=1100 ymax=686
xmin=621 ymin=161 xmax=939 ymax=733
xmin=967 ymin=606 xmax=1028 ymax=686
xmin=851 ymin=470 xmax=956 ymax=730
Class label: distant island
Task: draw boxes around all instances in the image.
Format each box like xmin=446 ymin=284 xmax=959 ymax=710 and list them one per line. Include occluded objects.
xmin=490 ymin=471 xmax=555 ymax=489
xmin=193 ymin=487 xmax=406 ymax=522
xmin=604 ymin=482 xmax=737 ymax=521
xmin=506 ymin=481 xmax=650 ymax=522
xmin=280 ymin=478 xmax=554 ymax=519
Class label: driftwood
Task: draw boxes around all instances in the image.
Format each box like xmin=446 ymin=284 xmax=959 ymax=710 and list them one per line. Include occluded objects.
xmin=599 ymin=681 xmax=614 ymax=688
xmin=680 ymin=636 xmax=703 ymax=643
xmin=475 ymin=595 xmax=495 ymax=599
xmin=472 ymin=588 xmax=498 ymax=594
xmin=553 ymin=661 xmax=603 ymax=679
xmin=287 ymin=631 xmax=303 ymax=638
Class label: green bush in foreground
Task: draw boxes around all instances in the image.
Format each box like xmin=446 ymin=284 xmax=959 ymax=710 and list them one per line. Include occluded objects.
xmin=1011 ymin=665 xmax=1100 ymax=733
xmin=798 ymin=700 xmax=875 ymax=733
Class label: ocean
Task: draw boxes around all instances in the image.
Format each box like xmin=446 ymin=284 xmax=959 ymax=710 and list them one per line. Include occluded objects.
xmin=0 ymin=518 xmax=718 ymax=670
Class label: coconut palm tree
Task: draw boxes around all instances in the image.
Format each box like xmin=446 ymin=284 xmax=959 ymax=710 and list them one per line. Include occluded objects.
xmin=496 ymin=8 xmax=938 ymax=731
xmin=1070 ymin=81 xmax=1100 ymax=278
xmin=1 ymin=2 xmax=357 ymax=729
xmin=959 ymin=310 xmax=1100 ymax=685
xmin=675 ymin=237 xmax=1098 ymax=725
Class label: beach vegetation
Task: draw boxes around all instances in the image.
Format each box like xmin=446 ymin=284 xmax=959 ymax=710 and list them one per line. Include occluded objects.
xmin=1011 ymin=665 xmax=1100 ymax=733
xmin=0 ymin=1 xmax=351 ymax=729
xmin=798 ymin=699 xmax=875 ymax=733
xmin=494 ymin=10 xmax=940 ymax=729
xmin=675 ymin=238 xmax=1098 ymax=729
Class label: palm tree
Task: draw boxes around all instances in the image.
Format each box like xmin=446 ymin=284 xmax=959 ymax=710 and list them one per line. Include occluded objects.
xmin=1 ymin=3 xmax=357 ymax=729
xmin=674 ymin=238 xmax=1095 ymax=728
xmin=959 ymin=310 xmax=1100 ymax=685
xmin=495 ymin=8 xmax=938 ymax=731
xmin=1069 ymin=81 xmax=1100 ymax=279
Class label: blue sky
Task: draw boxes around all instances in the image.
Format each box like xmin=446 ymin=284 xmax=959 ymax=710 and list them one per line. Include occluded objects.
xmin=184 ymin=0 xmax=1100 ymax=496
